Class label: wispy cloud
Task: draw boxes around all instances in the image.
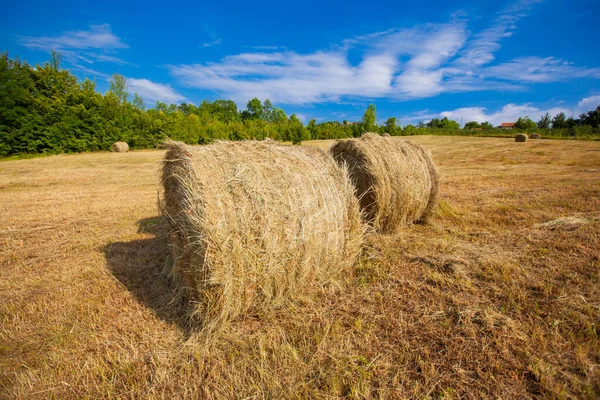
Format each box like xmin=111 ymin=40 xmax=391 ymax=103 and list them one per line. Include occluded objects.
xmin=484 ymin=56 xmax=600 ymax=82
xmin=168 ymin=0 xmax=599 ymax=105
xmin=19 ymin=24 xmax=127 ymax=51
xmin=403 ymin=95 xmax=600 ymax=126
xmin=126 ymin=78 xmax=186 ymax=104
xmin=203 ymin=39 xmax=222 ymax=47
xmin=18 ymin=24 xmax=132 ymax=75
xmin=578 ymin=95 xmax=600 ymax=110
xmin=95 ymin=54 xmax=137 ymax=67
xmin=455 ymin=0 xmax=543 ymax=67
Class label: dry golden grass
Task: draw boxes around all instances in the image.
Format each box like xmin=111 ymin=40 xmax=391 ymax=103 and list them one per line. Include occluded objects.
xmin=1 ymin=136 xmax=599 ymax=398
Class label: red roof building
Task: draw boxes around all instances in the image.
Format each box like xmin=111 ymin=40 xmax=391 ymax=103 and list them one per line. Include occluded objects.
xmin=499 ymin=122 xmax=515 ymax=129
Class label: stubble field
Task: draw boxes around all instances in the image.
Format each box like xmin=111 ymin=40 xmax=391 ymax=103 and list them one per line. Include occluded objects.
xmin=1 ymin=136 xmax=599 ymax=399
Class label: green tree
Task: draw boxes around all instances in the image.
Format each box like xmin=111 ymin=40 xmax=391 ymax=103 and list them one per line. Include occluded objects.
xmin=514 ymin=117 xmax=537 ymax=131
xmin=384 ymin=117 xmax=400 ymax=135
xmin=242 ymin=97 xmax=263 ymax=120
xmin=580 ymin=106 xmax=600 ymax=129
xmin=362 ymin=104 xmax=376 ymax=132
xmin=427 ymin=118 xmax=440 ymax=129
xmin=307 ymin=118 xmax=318 ymax=140
xmin=132 ymin=93 xmax=145 ymax=110
xmin=552 ymin=112 xmax=566 ymax=129
xmin=108 ymin=74 xmax=128 ymax=104
xmin=537 ymin=112 xmax=551 ymax=129
xmin=288 ymin=114 xmax=305 ymax=145
xmin=464 ymin=121 xmax=480 ymax=130
xmin=50 ymin=50 xmax=62 ymax=71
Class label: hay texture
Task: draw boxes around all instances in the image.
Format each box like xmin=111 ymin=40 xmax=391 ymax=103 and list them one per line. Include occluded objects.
xmin=112 ymin=142 xmax=129 ymax=152
xmin=162 ymin=140 xmax=363 ymax=330
xmin=515 ymin=134 xmax=528 ymax=142
xmin=530 ymin=133 xmax=540 ymax=139
xmin=330 ymin=133 xmax=439 ymax=232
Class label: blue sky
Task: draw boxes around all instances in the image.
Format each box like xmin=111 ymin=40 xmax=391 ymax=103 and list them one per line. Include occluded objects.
xmin=2 ymin=0 xmax=599 ymax=126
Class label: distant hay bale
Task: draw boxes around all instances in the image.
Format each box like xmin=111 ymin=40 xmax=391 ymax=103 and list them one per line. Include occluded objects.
xmin=530 ymin=133 xmax=540 ymax=139
xmin=162 ymin=140 xmax=363 ymax=331
xmin=263 ymin=137 xmax=275 ymax=142
xmin=382 ymin=133 xmax=391 ymax=137
xmin=112 ymin=142 xmax=129 ymax=152
xmin=536 ymin=216 xmax=597 ymax=231
xmin=329 ymin=132 xmax=439 ymax=232
xmin=515 ymin=133 xmax=528 ymax=142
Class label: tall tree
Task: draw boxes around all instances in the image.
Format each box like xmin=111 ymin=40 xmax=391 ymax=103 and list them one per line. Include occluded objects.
xmin=132 ymin=93 xmax=145 ymax=110
xmin=537 ymin=112 xmax=551 ymax=129
xmin=552 ymin=112 xmax=566 ymax=129
xmin=514 ymin=116 xmax=537 ymax=131
xmin=362 ymin=104 xmax=377 ymax=132
xmin=464 ymin=121 xmax=480 ymax=130
xmin=384 ymin=117 xmax=399 ymax=135
xmin=243 ymin=97 xmax=263 ymax=120
xmin=289 ymin=114 xmax=305 ymax=145
xmin=50 ymin=50 xmax=62 ymax=71
xmin=108 ymin=74 xmax=128 ymax=104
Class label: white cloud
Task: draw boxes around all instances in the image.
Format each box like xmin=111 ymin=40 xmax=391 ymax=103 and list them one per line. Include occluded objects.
xmin=19 ymin=24 xmax=127 ymax=51
xmin=168 ymin=0 xmax=598 ymax=105
xmin=169 ymin=24 xmax=470 ymax=104
xmin=203 ymin=39 xmax=222 ymax=47
xmin=405 ymin=95 xmax=598 ymax=127
xmin=578 ymin=95 xmax=600 ymax=110
xmin=455 ymin=0 xmax=543 ymax=67
xmin=169 ymin=49 xmax=398 ymax=104
xmin=95 ymin=54 xmax=137 ymax=66
xmin=126 ymin=78 xmax=186 ymax=104
xmin=18 ymin=24 xmax=132 ymax=75
xmin=484 ymin=57 xmax=600 ymax=82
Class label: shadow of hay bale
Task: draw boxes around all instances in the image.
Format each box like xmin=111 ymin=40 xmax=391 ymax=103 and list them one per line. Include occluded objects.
xmin=103 ymin=216 xmax=191 ymax=336
xmin=137 ymin=216 xmax=164 ymax=235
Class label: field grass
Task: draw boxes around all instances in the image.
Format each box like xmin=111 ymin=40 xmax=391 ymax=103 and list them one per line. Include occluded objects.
xmin=1 ymin=136 xmax=599 ymax=399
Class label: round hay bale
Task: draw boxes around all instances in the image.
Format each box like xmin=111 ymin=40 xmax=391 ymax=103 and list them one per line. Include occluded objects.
xmin=329 ymin=132 xmax=439 ymax=232
xmin=112 ymin=142 xmax=129 ymax=152
xmin=382 ymin=133 xmax=391 ymax=137
xmin=515 ymin=133 xmax=528 ymax=142
xmin=162 ymin=140 xmax=364 ymax=330
xmin=530 ymin=133 xmax=540 ymax=139
xmin=263 ymin=137 xmax=275 ymax=142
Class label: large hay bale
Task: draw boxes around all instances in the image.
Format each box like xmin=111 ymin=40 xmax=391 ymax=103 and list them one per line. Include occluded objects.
xmin=530 ymin=133 xmax=540 ymax=139
xmin=515 ymin=133 xmax=528 ymax=142
xmin=329 ymin=133 xmax=439 ymax=232
xmin=112 ymin=142 xmax=129 ymax=152
xmin=382 ymin=133 xmax=391 ymax=137
xmin=162 ymin=140 xmax=363 ymax=330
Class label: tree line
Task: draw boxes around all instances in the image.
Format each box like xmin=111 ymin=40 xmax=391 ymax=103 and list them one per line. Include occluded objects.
xmin=1 ymin=52 xmax=599 ymax=157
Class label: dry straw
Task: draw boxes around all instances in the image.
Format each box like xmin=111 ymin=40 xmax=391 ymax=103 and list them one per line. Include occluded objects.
xmin=162 ymin=140 xmax=363 ymax=331
xmin=330 ymin=133 xmax=439 ymax=232
xmin=515 ymin=133 xmax=528 ymax=142
xmin=112 ymin=142 xmax=129 ymax=152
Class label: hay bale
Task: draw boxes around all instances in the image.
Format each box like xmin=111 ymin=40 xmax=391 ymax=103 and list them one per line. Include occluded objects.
xmin=162 ymin=140 xmax=363 ymax=330
xmin=530 ymin=133 xmax=540 ymax=139
xmin=112 ymin=142 xmax=129 ymax=152
xmin=329 ymin=132 xmax=439 ymax=232
xmin=515 ymin=133 xmax=528 ymax=142
xmin=263 ymin=137 xmax=275 ymax=142
xmin=536 ymin=216 xmax=598 ymax=231
xmin=382 ymin=133 xmax=391 ymax=137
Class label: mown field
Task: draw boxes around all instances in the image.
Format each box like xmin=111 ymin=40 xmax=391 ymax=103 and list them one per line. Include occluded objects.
xmin=1 ymin=136 xmax=599 ymax=399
